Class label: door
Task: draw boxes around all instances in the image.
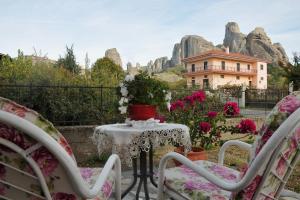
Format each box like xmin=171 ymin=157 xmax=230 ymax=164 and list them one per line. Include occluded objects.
xmin=203 ymin=79 xmax=209 ymax=89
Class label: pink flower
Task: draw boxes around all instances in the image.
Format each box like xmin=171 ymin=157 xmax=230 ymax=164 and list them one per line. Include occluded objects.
xmin=237 ymin=119 xmax=257 ymax=134
xmin=261 ymin=129 xmax=273 ymax=144
xmin=192 ymin=90 xmax=206 ymax=103
xmin=101 ymin=181 xmax=113 ymax=198
xmin=207 ymin=111 xmax=218 ymax=119
xmin=32 ymin=147 xmax=59 ymax=176
xmin=52 ymin=192 xmax=76 ymax=200
xmin=241 ymin=175 xmax=262 ymax=200
xmin=199 ymin=122 xmax=211 ymax=133
xmin=0 ymin=123 xmax=29 ymax=151
xmin=223 ymin=102 xmax=240 ymax=116
xmin=80 ymin=168 xmax=93 ymax=181
xmin=279 ymin=95 xmax=300 ymax=113
xmin=59 ymin=137 xmax=73 ymax=156
xmin=170 ymin=100 xmax=184 ymax=111
xmin=155 ymin=115 xmax=166 ymax=123
xmin=184 ymin=180 xmax=219 ymax=191
xmin=276 ymin=157 xmax=287 ymax=177
xmin=3 ymin=102 xmax=28 ymax=118
xmin=180 ymin=165 xmax=198 ymax=177
xmin=184 ymin=95 xmax=195 ymax=106
xmin=210 ymin=165 xmax=237 ymax=180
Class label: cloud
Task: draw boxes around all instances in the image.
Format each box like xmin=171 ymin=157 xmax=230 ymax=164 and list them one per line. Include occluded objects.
xmin=0 ymin=0 xmax=299 ymax=68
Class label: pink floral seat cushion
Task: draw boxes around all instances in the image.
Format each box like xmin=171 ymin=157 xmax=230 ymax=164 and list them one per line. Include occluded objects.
xmin=164 ymin=160 xmax=239 ymax=200
xmin=80 ymin=167 xmax=115 ymax=200
xmin=0 ymin=97 xmax=75 ymax=161
xmin=236 ymin=91 xmax=300 ymax=199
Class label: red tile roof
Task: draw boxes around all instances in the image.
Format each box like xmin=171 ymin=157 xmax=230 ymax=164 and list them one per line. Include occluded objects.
xmin=182 ymin=50 xmax=270 ymax=63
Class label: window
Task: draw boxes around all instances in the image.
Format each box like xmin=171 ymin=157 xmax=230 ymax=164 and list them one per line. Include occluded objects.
xmin=191 ymin=64 xmax=195 ymax=72
xmin=236 ymin=76 xmax=240 ymax=80
xmin=237 ymin=63 xmax=240 ymax=71
xmin=247 ymin=64 xmax=250 ymax=70
xmin=192 ymin=77 xmax=195 ymax=86
xmin=261 ymin=77 xmax=264 ymax=81
xmin=260 ymin=64 xmax=264 ymax=70
xmin=221 ymin=61 xmax=225 ymax=70
xmin=220 ymin=75 xmax=224 ymax=78
xmin=204 ymin=61 xmax=208 ymax=70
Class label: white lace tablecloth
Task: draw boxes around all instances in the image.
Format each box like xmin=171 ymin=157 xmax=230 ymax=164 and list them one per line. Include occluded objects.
xmin=92 ymin=123 xmax=191 ymax=166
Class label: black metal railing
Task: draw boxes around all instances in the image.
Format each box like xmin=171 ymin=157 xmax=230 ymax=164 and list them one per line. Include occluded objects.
xmin=0 ymin=84 xmax=122 ymax=126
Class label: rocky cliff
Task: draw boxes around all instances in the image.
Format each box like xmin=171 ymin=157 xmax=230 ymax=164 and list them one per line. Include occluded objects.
xmin=104 ymin=48 xmax=122 ymax=66
xmin=224 ymin=23 xmax=289 ymax=64
xmin=144 ymin=22 xmax=288 ymax=73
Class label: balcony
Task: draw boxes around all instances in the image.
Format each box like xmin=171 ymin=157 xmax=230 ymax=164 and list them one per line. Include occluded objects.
xmin=185 ymin=65 xmax=257 ymax=76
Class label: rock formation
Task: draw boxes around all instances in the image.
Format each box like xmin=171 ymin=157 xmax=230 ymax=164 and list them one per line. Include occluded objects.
xmin=223 ymin=22 xmax=247 ymax=53
xmin=143 ymin=22 xmax=289 ymax=73
xmin=223 ymin=23 xmax=289 ymax=64
xmin=104 ymin=48 xmax=122 ymax=66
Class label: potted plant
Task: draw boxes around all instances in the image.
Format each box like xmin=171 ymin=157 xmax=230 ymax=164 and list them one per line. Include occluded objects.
xmin=167 ymin=90 xmax=256 ymax=165
xmin=118 ymin=72 xmax=171 ymax=120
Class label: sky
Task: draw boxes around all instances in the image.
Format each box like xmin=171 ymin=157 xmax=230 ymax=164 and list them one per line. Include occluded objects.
xmin=0 ymin=0 xmax=300 ymax=69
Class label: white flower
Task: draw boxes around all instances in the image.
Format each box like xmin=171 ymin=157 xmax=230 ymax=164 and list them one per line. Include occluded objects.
xmin=120 ymin=86 xmax=128 ymax=97
xmin=119 ymin=106 xmax=127 ymax=114
xmin=119 ymin=97 xmax=128 ymax=105
xmin=165 ymin=91 xmax=172 ymax=101
xmin=125 ymin=74 xmax=135 ymax=82
xmin=119 ymin=82 xmax=124 ymax=87
xmin=149 ymin=92 xmax=154 ymax=98
xmin=205 ymin=91 xmax=213 ymax=97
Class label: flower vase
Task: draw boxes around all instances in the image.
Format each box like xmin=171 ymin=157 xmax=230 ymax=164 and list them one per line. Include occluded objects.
xmin=129 ymin=104 xmax=157 ymax=121
xmin=174 ymin=146 xmax=208 ymax=166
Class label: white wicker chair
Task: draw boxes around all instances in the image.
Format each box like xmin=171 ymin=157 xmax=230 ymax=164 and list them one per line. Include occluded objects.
xmin=158 ymin=92 xmax=300 ymax=200
xmin=0 ymin=97 xmax=121 ymax=200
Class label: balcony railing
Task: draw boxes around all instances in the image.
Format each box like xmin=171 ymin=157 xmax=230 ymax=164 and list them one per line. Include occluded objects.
xmin=187 ymin=65 xmax=257 ymax=74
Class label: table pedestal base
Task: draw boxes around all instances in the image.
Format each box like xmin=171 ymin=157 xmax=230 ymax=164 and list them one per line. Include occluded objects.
xmin=122 ymin=145 xmax=157 ymax=200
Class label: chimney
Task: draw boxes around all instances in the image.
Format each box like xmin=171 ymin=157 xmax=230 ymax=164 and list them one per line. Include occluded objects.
xmin=225 ymin=46 xmax=230 ymax=54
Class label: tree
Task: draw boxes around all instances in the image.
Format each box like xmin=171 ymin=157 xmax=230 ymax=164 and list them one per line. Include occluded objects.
xmin=91 ymin=57 xmax=124 ymax=86
xmin=282 ymin=53 xmax=300 ymax=90
xmin=56 ymin=45 xmax=80 ymax=74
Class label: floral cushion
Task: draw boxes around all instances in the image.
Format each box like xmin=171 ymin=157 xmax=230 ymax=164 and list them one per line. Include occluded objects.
xmin=0 ymin=97 xmax=76 ymax=161
xmin=0 ymin=97 xmax=116 ymax=200
xmin=80 ymin=167 xmax=115 ymax=200
xmin=164 ymin=160 xmax=239 ymax=200
xmin=236 ymin=91 xmax=300 ymax=199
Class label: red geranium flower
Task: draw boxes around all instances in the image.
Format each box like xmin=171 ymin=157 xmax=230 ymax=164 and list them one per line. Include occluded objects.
xmin=237 ymin=119 xmax=257 ymax=134
xmin=199 ymin=122 xmax=211 ymax=133
xmin=223 ymin=102 xmax=240 ymax=116
xmin=192 ymin=90 xmax=206 ymax=103
xmin=207 ymin=111 xmax=218 ymax=119
xmin=170 ymin=100 xmax=184 ymax=111
xmin=184 ymin=95 xmax=195 ymax=106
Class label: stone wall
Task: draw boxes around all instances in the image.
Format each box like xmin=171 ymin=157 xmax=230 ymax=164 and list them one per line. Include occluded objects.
xmin=57 ymin=125 xmax=98 ymax=163
xmin=58 ymin=116 xmax=265 ymax=163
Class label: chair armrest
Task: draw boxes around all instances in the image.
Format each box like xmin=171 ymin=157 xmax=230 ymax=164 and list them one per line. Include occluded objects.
xmin=89 ymin=154 xmax=121 ymax=200
xmin=218 ymin=140 xmax=252 ymax=165
xmin=157 ymin=152 xmax=255 ymax=200
xmin=280 ymin=189 xmax=300 ymax=199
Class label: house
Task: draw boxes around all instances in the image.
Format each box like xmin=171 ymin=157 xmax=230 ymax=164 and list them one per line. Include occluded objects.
xmin=183 ymin=48 xmax=268 ymax=89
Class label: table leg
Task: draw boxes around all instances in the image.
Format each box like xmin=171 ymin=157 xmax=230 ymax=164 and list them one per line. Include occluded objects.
xmin=149 ymin=144 xmax=158 ymax=187
xmin=121 ymin=158 xmax=138 ymax=198
xmin=122 ymin=145 xmax=156 ymax=199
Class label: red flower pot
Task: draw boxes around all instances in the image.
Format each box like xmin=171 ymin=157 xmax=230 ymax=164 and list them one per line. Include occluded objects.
xmin=173 ymin=146 xmax=208 ymax=166
xmin=129 ymin=104 xmax=157 ymax=121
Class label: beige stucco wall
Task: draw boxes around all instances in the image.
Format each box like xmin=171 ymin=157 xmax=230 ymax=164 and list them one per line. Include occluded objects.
xmin=186 ymin=58 xmax=268 ymax=89
xmin=254 ymin=62 xmax=268 ymax=89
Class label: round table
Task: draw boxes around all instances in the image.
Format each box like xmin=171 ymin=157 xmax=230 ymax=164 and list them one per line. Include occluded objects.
xmin=92 ymin=123 xmax=191 ymax=199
